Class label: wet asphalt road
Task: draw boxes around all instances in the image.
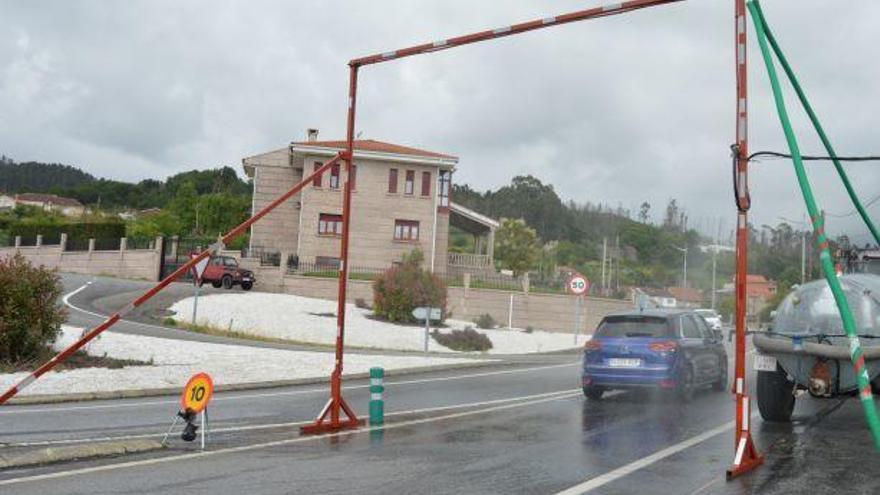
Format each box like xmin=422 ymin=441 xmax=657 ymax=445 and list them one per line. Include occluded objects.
xmin=1 ymin=275 xmax=879 ymax=493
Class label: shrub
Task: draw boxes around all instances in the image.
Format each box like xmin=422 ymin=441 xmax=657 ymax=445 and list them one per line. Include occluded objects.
xmin=431 ymin=327 xmax=493 ymax=352
xmin=0 ymin=254 xmax=66 ymax=363
xmin=525 ymin=326 xmax=534 ymax=334
xmin=373 ymin=250 xmax=447 ymax=323
xmin=473 ymin=313 xmax=496 ymax=329
xmin=355 ymin=298 xmax=371 ymax=310
xmin=163 ymin=317 xmax=178 ymax=327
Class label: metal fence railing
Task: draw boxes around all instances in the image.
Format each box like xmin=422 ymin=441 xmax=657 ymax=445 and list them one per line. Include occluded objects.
xmin=93 ymin=238 xmax=121 ymax=251
xmin=64 ymin=239 xmax=91 ymax=252
xmin=126 ymin=237 xmax=156 ymax=250
xmin=41 ymin=235 xmax=62 ymax=246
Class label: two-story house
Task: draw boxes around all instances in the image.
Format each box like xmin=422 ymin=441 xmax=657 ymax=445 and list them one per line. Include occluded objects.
xmin=243 ymin=131 xmax=497 ymax=274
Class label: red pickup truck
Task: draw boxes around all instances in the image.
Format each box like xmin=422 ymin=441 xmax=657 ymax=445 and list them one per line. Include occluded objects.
xmin=200 ymin=256 xmax=255 ymax=290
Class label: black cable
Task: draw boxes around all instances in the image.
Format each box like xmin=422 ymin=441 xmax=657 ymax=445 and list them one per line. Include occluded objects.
xmin=731 ymin=144 xmax=750 ymax=212
xmin=748 ymin=151 xmax=880 ymax=162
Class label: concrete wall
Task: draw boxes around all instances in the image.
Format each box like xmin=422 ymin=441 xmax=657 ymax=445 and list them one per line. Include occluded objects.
xmin=0 ymin=236 xmax=163 ymax=281
xmin=243 ymin=263 xmax=632 ymax=334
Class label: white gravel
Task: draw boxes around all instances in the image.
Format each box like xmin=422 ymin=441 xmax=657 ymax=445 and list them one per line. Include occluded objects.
xmin=169 ymin=292 xmax=590 ymax=354
xmin=0 ymin=326 xmax=478 ymax=396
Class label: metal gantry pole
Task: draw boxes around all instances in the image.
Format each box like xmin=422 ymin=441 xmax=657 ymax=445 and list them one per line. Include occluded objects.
xmin=727 ymin=0 xmax=763 ymax=479
xmin=301 ymin=66 xmax=365 ymax=434
xmin=297 ymin=0 xmax=686 ymax=435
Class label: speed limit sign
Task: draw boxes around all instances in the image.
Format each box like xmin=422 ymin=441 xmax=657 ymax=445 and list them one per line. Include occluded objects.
xmin=567 ymin=273 xmax=589 ymax=296
xmin=181 ymin=372 xmax=214 ymax=413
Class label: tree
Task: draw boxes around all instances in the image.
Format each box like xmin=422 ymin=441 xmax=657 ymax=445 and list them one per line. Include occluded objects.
xmin=664 ymin=199 xmax=679 ymax=231
xmin=494 ymin=218 xmax=541 ymax=277
xmin=638 ymin=201 xmax=651 ymax=223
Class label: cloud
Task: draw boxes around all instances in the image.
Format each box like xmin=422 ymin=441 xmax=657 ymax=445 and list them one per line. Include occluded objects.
xmin=0 ymin=0 xmax=878 ymax=240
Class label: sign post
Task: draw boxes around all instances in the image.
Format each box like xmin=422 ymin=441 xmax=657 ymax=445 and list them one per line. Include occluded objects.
xmin=189 ymin=253 xmax=210 ymax=326
xmin=181 ymin=372 xmax=214 ymax=451
xmin=412 ymin=307 xmax=442 ymax=353
xmin=567 ymin=273 xmax=589 ymax=344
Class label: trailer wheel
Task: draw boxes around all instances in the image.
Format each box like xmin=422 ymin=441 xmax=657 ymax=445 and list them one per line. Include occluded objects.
xmin=757 ymin=365 xmax=795 ymax=422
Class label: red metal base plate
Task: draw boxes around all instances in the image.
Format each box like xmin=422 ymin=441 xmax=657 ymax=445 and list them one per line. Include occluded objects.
xmin=300 ymin=418 xmax=365 ymax=435
xmin=726 ymin=434 xmax=763 ymax=480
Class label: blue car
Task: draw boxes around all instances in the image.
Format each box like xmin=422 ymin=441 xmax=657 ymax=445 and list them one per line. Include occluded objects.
xmin=582 ymin=309 xmax=728 ymax=401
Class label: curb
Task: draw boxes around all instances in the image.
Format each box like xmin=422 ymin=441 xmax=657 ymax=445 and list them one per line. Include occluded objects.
xmin=0 ymin=439 xmax=164 ymax=470
xmin=7 ymin=359 xmax=510 ymax=406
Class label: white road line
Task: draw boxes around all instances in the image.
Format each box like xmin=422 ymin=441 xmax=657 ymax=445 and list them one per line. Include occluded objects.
xmin=0 ymin=361 xmax=578 ymax=415
xmin=0 ymin=389 xmax=581 ymax=486
xmin=553 ymin=413 xmax=758 ymax=494
xmin=3 ymin=389 xmax=580 ymax=447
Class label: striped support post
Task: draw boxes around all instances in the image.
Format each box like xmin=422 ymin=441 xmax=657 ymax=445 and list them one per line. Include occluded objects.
xmin=369 ymin=367 xmax=384 ymax=426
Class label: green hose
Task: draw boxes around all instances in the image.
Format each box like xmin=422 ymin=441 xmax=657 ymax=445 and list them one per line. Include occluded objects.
xmin=750 ymin=3 xmax=880 ymax=246
xmin=748 ymin=0 xmax=880 ymax=451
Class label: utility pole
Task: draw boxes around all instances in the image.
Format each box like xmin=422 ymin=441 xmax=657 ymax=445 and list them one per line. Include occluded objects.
xmin=674 ymin=246 xmax=687 ymax=288
xmin=615 ymin=235 xmax=620 ymax=292
xmin=601 ymin=237 xmax=607 ymax=294
xmin=711 ymin=247 xmax=718 ymax=309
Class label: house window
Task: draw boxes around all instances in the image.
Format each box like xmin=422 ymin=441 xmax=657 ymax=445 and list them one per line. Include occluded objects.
xmin=318 ymin=213 xmax=343 ymax=236
xmin=404 ymin=170 xmax=415 ymax=195
xmin=394 ymin=220 xmax=419 ymax=241
xmin=421 ymin=171 xmax=431 ymax=197
xmin=329 ymin=164 xmax=340 ymax=189
xmin=438 ymin=170 xmax=451 ymax=207
xmin=388 ymin=168 xmax=398 ymax=193
xmin=350 ymin=164 xmax=357 ymax=190
xmin=313 ymin=162 xmax=322 ymax=187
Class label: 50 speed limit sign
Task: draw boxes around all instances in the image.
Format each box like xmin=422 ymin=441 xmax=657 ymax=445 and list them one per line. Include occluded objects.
xmin=567 ymin=273 xmax=589 ymax=296
xmin=181 ymin=372 xmax=214 ymax=413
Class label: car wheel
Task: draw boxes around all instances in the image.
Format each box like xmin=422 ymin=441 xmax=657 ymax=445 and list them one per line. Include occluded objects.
xmin=211 ymin=280 xmax=222 ymax=289
xmin=757 ymin=366 xmax=795 ymax=422
xmin=677 ymin=365 xmax=695 ymax=403
xmin=713 ymin=360 xmax=728 ymax=391
xmin=583 ymin=386 xmax=604 ymax=400
xmin=222 ymin=275 xmax=233 ymax=289
xmin=241 ymin=281 xmax=253 ymax=291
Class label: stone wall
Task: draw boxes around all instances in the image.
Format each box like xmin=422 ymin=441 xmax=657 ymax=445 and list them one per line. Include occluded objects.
xmin=0 ymin=235 xmax=163 ymax=281
xmin=241 ymin=262 xmax=632 ymax=334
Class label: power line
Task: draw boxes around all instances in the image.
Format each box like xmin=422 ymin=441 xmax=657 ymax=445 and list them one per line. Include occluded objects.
xmin=748 ymin=151 xmax=880 ymax=162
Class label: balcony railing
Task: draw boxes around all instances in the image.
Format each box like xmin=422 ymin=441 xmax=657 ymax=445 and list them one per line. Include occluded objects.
xmin=447 ymin=252 xmax=493 ymax=269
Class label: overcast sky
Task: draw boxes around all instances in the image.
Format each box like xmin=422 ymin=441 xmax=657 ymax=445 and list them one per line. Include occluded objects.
xmin=2 ymin=1 xmax=879 ymax=244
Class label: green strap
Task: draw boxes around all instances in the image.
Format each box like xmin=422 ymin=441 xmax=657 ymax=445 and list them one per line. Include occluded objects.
xmin=748 ymin=0 xmax=880 ymax=451
xmin=751 ymin=3 xmax=880 ymax=245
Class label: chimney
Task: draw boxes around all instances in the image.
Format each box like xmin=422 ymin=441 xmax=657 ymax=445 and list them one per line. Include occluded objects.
xmin=307 ymin=128 xmax=319 ymax=142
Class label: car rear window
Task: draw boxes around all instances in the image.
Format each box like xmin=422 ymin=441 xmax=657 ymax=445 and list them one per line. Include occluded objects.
xmin=595 ymin=315 xmax=671 ymax=338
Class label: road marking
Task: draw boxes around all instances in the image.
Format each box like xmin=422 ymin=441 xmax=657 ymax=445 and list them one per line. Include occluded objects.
xmin=0 ymin=389 xmax=581 ymax=486
xmin=3 ymin=389 xmax=580 ymax=447
xmin=0 ymin=361 xmax=578 ymax=415
xmin=553 ymin=413 xmax=757 ymax=494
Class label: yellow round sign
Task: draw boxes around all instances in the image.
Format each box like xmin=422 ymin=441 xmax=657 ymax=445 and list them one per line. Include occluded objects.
xmin=181 ymin=372 xmax=214 ymax=413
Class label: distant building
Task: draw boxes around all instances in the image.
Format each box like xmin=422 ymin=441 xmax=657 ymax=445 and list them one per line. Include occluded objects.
xmin=0 ymin=194 xmax=14 ymax=210
xmin=667 ymin=286 xmax=704 ymax=308
xmin=14 ymin=193 xmax=85 ymax=217
xmin=638 ymin=287 xmax=677 ymax=308
xmin=719 ymin=274 xmax=778 ymax=320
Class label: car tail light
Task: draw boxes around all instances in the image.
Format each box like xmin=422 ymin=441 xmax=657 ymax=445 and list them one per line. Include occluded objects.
xmin=584 ymin=340 xmax=602 ymax=352
xmin=648 ymin=341 xmax=677 ymax=353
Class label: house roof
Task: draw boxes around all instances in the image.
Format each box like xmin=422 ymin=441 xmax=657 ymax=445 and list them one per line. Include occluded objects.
xmin=291 ymin=139 xmax=457 ymax=160
xmin=15 ymin=193 xmax=83 ymax=207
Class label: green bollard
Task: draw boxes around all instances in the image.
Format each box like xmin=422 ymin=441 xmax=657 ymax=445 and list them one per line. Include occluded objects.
xmin=369 ymin=367 xmax=384 ymax=426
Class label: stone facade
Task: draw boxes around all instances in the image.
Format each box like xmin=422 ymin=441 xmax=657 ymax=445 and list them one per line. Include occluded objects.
xmin=244 ymin=139 xmax=457 ymax=272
